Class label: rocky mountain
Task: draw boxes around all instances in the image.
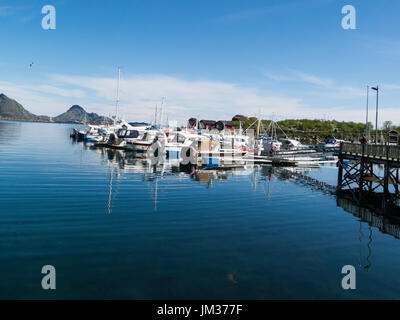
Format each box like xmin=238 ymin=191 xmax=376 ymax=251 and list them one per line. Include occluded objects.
xmin=53 ymin=105 xmax=112 ymax=124
xmin=0 ymin=94 xmax=50 ymax=121
xmin=0 ymin=93 xmax=111 ymax=124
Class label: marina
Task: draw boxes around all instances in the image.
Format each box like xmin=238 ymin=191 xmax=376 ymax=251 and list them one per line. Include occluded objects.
xmin=70 ymin=116 xmax=339 ymax=171
xmin=2 ymin=0 xmax=400 ymax=304
xmin=2 ymin=120 xmax=400 ymax=299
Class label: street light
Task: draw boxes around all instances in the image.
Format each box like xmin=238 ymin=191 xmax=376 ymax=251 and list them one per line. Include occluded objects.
xmin=371 ymin=86 xmax=379 ymax=143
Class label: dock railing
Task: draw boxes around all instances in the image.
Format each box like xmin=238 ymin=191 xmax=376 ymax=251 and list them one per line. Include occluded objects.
xmin=340 ymin=142 xmax=400 ymax=161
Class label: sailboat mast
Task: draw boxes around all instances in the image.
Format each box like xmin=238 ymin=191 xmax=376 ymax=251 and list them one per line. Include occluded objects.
xmin=114 ymin=67 xmax=121 ymax=125
xmin=154 ymin=104 xmax=158 ymax=127
xmin=159 ymin=97 xmax=165 ymax=128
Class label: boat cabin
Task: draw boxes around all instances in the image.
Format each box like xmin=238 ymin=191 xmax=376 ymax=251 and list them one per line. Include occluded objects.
xmin=117 ymin=129 xmax=140 ymax=139
xmin=198 ymin=120 xmax=217 ymax=130
xmin=389 ymin=130 xmax=399 ymax=145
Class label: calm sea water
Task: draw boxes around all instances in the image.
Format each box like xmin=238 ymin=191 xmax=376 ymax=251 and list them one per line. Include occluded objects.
xmin=1 ymin=120 xmax=400 ymax=299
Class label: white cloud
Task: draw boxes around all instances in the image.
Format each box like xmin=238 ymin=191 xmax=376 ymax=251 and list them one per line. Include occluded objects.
xmin=1 ymin=72 xmax=399 ymax=126
xmin=266 ymin=70 xmax=366 ymax=99
xmin=216 ymin=0 xmax=335 ymax=23
xmin=292 ymin=71 xmax=334 ymax=88
xmin=382 ymin=83 xmax=400 ymax=90
xmin=32 ymin=85 xmax=86 ymax=98
xmin=0 ymin=5 xmax=32 ymax=17
xmin=265 ymin=73 xmax=295 ymax=82
xmin=0 ymin=81 xmax=84 ymax=116
xmin=47 ymin=73 xmax=305 ymax=123
xmin=266 ymin=70 xmax=335 ymax=88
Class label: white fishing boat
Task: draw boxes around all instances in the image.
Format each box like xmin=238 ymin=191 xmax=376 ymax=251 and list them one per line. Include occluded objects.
xmin=260 ymin=121 xmax=323 ymax=160
xmin=262 ymin=136 xmax=282 ymax=154
xmin=260 ymin=120 xmax=284 ymax=155
xmin=220 ymin=132 xmax=253 ymax=156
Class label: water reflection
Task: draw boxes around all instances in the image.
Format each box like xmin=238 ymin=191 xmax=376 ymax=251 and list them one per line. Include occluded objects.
xmin=107 ymin=164 xmax=114 ymax=215
xmin=6 ymin=121 xmax=400 ymax=298
xmin=336 ymin=193 xmax=400 ymax=271
xmin=0 ymin=121 xmax=21 ymax=145
xmin=91 ymin=146 xmax=400 ymax=216
xmin=85 ymin=143 xmax=400 ymax=274
xmin=337 ymin=194 xmax=400 ymax=238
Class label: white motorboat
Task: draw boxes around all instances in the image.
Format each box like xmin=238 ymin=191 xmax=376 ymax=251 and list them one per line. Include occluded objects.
xmin=164 ymin=130 xmax=199 ymax=159
xmin=318 ymin=136 xmax=345 ymax=152
xmin=123 ymin=129 xmax=165 ymax=152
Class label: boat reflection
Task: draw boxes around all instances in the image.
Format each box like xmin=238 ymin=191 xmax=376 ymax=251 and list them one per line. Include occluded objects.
xmin=89 ymin=146 xmax=400 ymax=261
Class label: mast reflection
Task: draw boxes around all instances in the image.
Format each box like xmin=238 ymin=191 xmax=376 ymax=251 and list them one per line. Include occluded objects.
xmin=89 ymin=144 xmax=400 ymax=267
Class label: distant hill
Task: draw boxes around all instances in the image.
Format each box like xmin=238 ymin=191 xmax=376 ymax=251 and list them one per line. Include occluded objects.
xmin=0 ymin=94 xmax=50 ymax=121
xmin=0 ymin=93 xmax=111 ymax=124
xmin=53 ymin=105 xmax=112 ymax=124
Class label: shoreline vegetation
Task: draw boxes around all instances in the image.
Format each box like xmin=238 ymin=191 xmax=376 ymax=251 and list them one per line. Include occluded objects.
xmin=1 ymin=93 xmax=398 ymax=143
xmin=230 ymin=115 xmax=391 ymax=144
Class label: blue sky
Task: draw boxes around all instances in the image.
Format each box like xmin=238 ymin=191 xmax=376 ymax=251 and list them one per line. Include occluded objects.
xmin=1 ymin=0 xmax=400 ymax=125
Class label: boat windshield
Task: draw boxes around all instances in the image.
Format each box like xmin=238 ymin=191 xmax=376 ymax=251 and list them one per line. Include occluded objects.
xmin=117 ymin=129 xmax=127 ymax=138
xmin=169 ymin=133 xmax=186 ymax=143
xmin=125 ymin=130 xmax=139 ymax=139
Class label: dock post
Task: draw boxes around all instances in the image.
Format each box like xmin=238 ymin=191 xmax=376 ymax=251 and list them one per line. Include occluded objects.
xmin=337 ymin=143 xmax=344 ymax=192
xmin=384 ymin=163 xmax=390 ymax=199
xmin=337 ymin=156 xmax=343 ymax=191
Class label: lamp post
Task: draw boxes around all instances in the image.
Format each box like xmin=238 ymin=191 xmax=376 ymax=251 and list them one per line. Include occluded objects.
xmin=371 ymin=86 xmax=379 ymax=144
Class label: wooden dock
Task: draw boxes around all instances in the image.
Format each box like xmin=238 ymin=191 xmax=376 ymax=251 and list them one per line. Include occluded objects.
xmin=245 ymin=155 xmax=297 ymax=166
xmin=337 ymin=142 xmax=400 ymax=205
